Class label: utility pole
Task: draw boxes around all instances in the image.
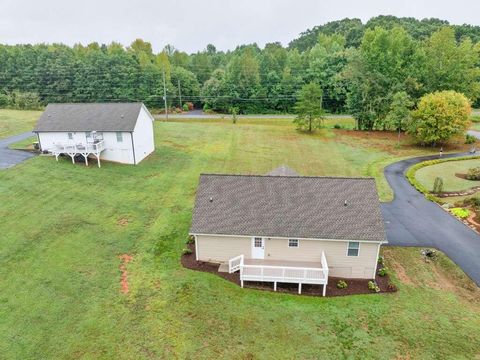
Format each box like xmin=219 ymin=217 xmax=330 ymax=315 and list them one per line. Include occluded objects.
xmin=162 ymin=66 xmax=168 ymax=121
xmin=177 ymin=79 xmax=182 ymax=108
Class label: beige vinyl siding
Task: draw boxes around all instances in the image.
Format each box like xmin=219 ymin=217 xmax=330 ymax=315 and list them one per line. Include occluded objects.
xmin=196 ymin=235 xmax=251 ymax=262
xmin=265 ymin=238 xmax=380 ymax=279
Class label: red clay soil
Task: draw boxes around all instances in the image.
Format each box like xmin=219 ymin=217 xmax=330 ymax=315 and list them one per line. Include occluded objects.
xmin=119 ymin=254 xmax=133 ymax=294
xmin=181 ymin=243 xmax=397 ymax=298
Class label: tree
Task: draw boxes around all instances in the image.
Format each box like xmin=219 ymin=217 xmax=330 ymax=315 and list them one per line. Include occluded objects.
xmin=407 ymin=90 xmax=471 ymax=145
xmin=385 ymin=91 xmax=413 ymax=145
xmin=293 ymin=83 xmax=325 ymax=132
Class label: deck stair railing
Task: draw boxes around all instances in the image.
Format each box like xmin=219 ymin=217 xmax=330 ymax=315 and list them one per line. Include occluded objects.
xmin=228 ymin=254 xmax=244 ymax=273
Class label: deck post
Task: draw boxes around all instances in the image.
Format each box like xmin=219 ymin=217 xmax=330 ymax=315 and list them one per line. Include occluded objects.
xmin=241 ymin=280 xmax=244 ymax=288
xmin=274 ymin=282 xmax=277 ymax=292
xmin=323 ymin=283 xmax=326 ymax=297
xmin=84 ymin=154 xmax=88 ymax=166
xmin=97 ymin=155 xmax=101 ymax=168
xmin=298 ymin=283 xmax=302 ymax=294
xmin=71 ymin=155 xmax=75 ymax=164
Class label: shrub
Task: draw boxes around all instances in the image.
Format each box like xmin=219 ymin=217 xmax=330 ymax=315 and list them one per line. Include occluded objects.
xmin=333 ymin=124 xmax=342 ymax=129
xmin=186 ymin=235 xmax=195 ymax=244
xmin=337 ymin=280 xmax=348 ymax=289
xmin=432 ymin=177 xmax=444 ymax=194
xmin=182 ymin=248 xmax=192 ymax=255
xmin=464 ymin=196 xmax=480 ymax=208
xmin=378 ymin=267 xmax=388 ymax=277
xmin=186 ymin=102 xmax=194 ymax=111
xmin=182 ymin=103 xmax=189 ymax=111
xmin=368 ymin=280 xmax=380 ymax=293
xmin=377 ymin=255 xmax=385 ymax=266
xmin=466 ymin=134 xmax=476 ymax=144
xmin=421 ymin=248 xmax=437 ymax=260
xmin=451 ymin=207 xmax=470 ymax=219
xmin=467 ymin=167 xmax=480 ymax=180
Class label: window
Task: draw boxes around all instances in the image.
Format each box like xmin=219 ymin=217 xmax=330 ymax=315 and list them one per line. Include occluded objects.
xmin=347 ymin=242 xmax=360 ymax=257
xmin=254 ymin=237 xmax=263 ymax=247
xmin=67 ymin=132 xmax=73 ymax=140
xmin=288 ymin=239 xmax=299 ymax=248
xmin=85 ymin=131 xmax=92 ymax=141
xmin=116 ymin=131 xmax=123 ymax=142
xmin=95 ymin=132 xmax=104 ymax=140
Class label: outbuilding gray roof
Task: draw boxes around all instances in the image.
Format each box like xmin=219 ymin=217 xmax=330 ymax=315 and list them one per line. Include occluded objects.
xmin=34 ymin=103 xmax=146 ymax=132
xmin=267 ymin=165 xmax=299 ymax=177
xmin=190 ymin=173 xmax=386 ymax=242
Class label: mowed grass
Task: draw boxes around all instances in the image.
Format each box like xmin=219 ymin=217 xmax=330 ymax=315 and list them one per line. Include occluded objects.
xmin=1 ymin=117 xmax=480 ymax=359
xmin=416 ymin=158 xmax=480 ymax=192
xmin=0 ymin=109 xmax=41 ymax=138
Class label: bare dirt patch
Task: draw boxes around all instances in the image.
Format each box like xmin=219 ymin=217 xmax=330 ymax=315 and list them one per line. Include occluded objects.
xmin=181 ymin=243 xmax=396 ymax=297
xmin=117 ymin=217 xmax=129 ymax=226
xmin=119 ymin=254 xmax=133 ymax=294
xmin=382 ymin=249 xmax=415 ymax=286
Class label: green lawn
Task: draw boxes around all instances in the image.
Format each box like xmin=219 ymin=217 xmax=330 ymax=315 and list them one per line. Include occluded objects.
xmin=1 ymin=117 xmax=479 ymax=359
xmin=415 ymin=158 xmax=480 ymax=192
xmin=0 ymin=109 xmax=41 ymax=138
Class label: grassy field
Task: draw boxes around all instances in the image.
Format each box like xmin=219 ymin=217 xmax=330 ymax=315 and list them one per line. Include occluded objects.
xmin=415 ymin=158 xmax=480 ymax=192
xmin=0 ymin=109 xmax=41 ymax=139
xmin=1 ymin=115 xmax=480 ymax=358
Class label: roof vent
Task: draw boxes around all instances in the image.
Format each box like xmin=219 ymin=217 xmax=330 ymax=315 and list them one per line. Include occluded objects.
xmin=209 ymin=197 xmax=213 ymax=203
xmin=121 ymin=114 xmax=124 ymax=118
xmin=344 ymin=200 xmax=348 ymax=206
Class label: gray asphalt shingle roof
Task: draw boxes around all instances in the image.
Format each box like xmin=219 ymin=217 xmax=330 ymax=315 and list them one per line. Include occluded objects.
xmin=190 ymin=173 xmax=387 ymax=242
xmin=34 ymin=103 xmax=145 ymax=132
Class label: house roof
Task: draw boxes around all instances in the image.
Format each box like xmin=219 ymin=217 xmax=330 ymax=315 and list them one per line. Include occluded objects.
xmin=34 ymin=103 xmax=146 ymax=132
xmin=190 ymin=173 xmax=387 ymax=242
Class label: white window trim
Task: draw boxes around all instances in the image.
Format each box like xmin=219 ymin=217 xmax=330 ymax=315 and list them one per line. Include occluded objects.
xmin=288 ymin=239 xmax=299 ymax=248
xmin=346 ymin=241 xmax=360 ymax=257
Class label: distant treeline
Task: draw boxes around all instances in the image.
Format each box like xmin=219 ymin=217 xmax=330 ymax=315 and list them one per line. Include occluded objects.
xmin=0 ymin=15 xmax=479 ymax=128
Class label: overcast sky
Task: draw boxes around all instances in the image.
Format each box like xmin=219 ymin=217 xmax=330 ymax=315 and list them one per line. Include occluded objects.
xmin=1 ymin=0 xmax=479 ymax=53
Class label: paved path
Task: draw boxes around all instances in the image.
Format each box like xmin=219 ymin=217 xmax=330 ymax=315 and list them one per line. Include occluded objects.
xmin=467 ymin=129 xmax=480 ymax=140
xmin=381 ymin=152 xmax=480 ymax=285
xmin=0 ymin=132 xmax=36 ymax=169
xmin=155 ymin=112 xmax=352 ymax=120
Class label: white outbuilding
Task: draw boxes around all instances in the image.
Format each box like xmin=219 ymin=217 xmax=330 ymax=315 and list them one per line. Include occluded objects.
xmin=34 ymin=103 xmax=155 ymax=166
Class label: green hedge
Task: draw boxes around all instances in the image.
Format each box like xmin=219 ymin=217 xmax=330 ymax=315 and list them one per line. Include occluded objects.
xmin=405 ymin=155 xmax=480 ymax=203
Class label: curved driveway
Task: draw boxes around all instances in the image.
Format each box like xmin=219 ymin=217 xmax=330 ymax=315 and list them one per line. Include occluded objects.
xmin=381 ymin=152 xmax=480 ymax=286
xmin=0 ymin=132 xmax=35 ymax=169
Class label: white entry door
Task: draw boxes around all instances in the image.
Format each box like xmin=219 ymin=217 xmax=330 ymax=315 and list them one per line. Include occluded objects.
xmin=251 ymin=237 xmax=265 ymax=259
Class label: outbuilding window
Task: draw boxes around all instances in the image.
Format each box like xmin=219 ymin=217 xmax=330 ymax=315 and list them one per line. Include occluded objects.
xmin=347 ymin=241 xmax=360 ymax=257
xmin=67 ymin=132 xmax=73 ymax=140
xmin=116 ymin=132 xmax=123 ymax=142
xmin=288 ymin=239 xmax=299 ymax=248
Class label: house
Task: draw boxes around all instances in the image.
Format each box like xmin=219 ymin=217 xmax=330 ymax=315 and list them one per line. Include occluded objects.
xmin=189 ymin=166 xmax=387 ymax=296
xmin=33 ymin=103 xmax=155 ymax=166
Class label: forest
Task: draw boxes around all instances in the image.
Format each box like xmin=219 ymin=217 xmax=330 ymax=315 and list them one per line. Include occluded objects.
xmin=0 ymin=15 xmax=479 ymax=130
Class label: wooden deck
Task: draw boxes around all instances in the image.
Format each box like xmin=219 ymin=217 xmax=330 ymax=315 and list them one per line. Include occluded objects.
xmin=244 ymin=259 xmax=323 ymax=268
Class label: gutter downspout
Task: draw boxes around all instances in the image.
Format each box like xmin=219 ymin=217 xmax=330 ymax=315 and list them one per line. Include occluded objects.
xmin=130 ymin=132 xmax=136 ymax=165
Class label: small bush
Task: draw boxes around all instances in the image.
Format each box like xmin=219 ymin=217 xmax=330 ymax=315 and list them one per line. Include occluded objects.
xmin=368 ymin=281 xmax=380 ymax=292
xmin=337 ymin=280 xmax=348 ymax=289
xmin=186 ymin=102 xmax=194 ymax=111
xmin=466 ymin=134 xmax=476 ymax=144
xmin=451 ymin=207 xmax=470 ymax=219
xmin=467 ymin=167 xmax=480 ymax=180
xmin=333 ymin=124 xmax=342 ymax=129
xmin=378 ymin=267 xmax=388 ymax=277
xmin=432 ymin=177 xmax=444 ymax=194
xmin=464 ymin=196 xmax=480 ymax=208
xmin=377 ymin=255 xmax=385 ymax=266
xmin=421 ymin=248 xmax=437 ymax=261
xmin=182 ymin=248 xmax=192 ymax=255
xmin=182 ymin=103 xmax=189 ymax=111
xmin=186 ymin=235 xmax=195 ymax=244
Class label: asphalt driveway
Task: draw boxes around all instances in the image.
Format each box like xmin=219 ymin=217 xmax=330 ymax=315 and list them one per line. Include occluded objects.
xmin=0 ymin=131 xmax=36 ymax=169
xmin=381 ymin=152 xmax=480 ymax=286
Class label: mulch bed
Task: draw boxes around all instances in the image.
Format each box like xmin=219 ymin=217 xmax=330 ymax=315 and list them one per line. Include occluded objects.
xmin=181 ymin=243 xmax=397 ymax=297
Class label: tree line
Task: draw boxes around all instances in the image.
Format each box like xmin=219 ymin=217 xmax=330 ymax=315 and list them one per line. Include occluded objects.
xmin=0 ymin=15 xmax=479 ymax=133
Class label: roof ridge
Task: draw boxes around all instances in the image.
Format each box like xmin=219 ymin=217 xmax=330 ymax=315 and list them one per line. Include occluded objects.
xmin=47 ymin=102 xmax=143 ymax=105
xmin=199 ymin=173 xmax=375 ymax=180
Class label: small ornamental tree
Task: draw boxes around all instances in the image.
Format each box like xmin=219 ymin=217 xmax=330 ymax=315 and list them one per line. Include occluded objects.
xmin=294 ymin=83 xmax=325 ymax=132
xmin=433 ymin=177 xmax=444 ymax=194
xmin=407 ymin=91 xmax=471 ymax=146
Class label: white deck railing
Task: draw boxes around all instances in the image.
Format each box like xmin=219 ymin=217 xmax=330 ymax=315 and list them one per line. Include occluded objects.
xmin=229 ymin=251 xmax=329 ymax=296
xmin=52 ymin=140 xmax=105 ymax=155
xmin=229 ymin=254 xmax=244 ymax=273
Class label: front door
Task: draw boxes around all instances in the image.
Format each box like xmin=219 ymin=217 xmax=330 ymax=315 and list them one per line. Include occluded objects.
xmin=251 ymin=237 xmax=265 ymax=259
